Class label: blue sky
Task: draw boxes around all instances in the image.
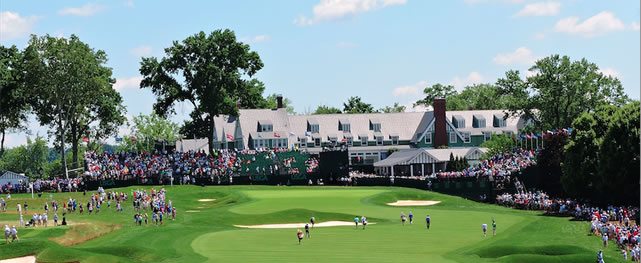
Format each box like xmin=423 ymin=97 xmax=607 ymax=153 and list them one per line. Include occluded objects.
xmin=1 ymin=0 xmax=639 ymax=147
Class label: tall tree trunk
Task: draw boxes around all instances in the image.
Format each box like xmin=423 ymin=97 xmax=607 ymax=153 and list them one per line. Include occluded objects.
xmin=71 ymin=124 xmax=79 ymax=169
xmin=59 ymin=115 xmax=69 ymax=179
xmin=0 ymin=129 xmax=5 ymax=157
xmin=207 ymin=118 xmax=214 ymax=156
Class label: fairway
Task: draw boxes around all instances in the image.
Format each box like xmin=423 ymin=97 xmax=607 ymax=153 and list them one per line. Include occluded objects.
xmin=0 ymin=186 xmax=627 ymax=262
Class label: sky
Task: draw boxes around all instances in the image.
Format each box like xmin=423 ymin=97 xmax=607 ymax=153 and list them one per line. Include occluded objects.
xmin=1 ymin=0 xmax=639 ymax=148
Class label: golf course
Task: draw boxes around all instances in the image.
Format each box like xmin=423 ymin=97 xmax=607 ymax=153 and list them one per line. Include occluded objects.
xmin=0 ymin=186 xmax=627 ymax=262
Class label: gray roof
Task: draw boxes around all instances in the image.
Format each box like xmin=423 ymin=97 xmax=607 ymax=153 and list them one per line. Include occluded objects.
xmin=0 ymin=171 xmax=27 ymax=180
xmin=374 ymin=147 xmax=488 ymax=167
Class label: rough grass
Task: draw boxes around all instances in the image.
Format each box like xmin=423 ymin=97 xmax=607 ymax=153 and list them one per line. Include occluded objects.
xmin=50 ymin=223 xmax=121 ymax=246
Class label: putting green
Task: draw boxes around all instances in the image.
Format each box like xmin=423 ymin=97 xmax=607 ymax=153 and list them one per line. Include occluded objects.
xmin=0 ymin=186 xmax=628 ymax=263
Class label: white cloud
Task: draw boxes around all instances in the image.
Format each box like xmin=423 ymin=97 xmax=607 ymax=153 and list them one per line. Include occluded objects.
xmin=554 ymin=11 xmax=625 ymax=37
xmin=599 ymin=68 xmax=621 ymax=79
xmin=525 ymin=70 xmax=539 ymax=78
xmin=493 ymin=47 xmax=537 ymax=65
xmin=336 ymin=41 xmax=358 ymax=48
xmin=114 ymin=76 xmax=142 ymax=91
xmin=392 ymin=80 xmax=426 ymax=97
xmin=125 ymin=0 xmax=135 ymax=7
xmin=130 ymin=45 xmax=152 ymax=57
xmin=631 ymin=22 xmax=640 ymax=31
xmin=0 ymin=11 xmax=37 ymax=41
xmin=404 ymin=103 xmax=432 ymax=112
xmin=59 ymin=3 xmax=105 ymax=17
xmin=451 ymin=72 xmax=484 ymax=89
xmin=515 ymin=2 xmax=560 ymax=17
xmin=295 ymin=0 xmax=406 ymax=26
xmin=242 ymin=35 xmax=271 ymax=44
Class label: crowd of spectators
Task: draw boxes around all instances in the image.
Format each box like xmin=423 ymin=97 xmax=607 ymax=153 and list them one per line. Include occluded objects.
xmin=434 ymin=149 xmax=536 ymax=180
xmin=1 ymin=178 xmax=82 ymax=194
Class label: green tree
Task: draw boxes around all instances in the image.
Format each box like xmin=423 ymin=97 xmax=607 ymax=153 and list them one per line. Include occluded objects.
xmin=23 ymin=34 xmax=125 ymax=177
xmin=455 ymin=84 xmax=510 ymax=110
xmin=0 ymin=137 xmax=48 ymax=179
xmin=262 ymin=93 xmax=295 ymax=114
xmin=414 ymin=84 xmax=457 ymax=108
xmin=563 ymin=101 xmax=639 ymax=204
xmin=480 ymin=134 xmax=515 ymax=157
xmin=140 ymin=29 xmax=263 ymax=155
xmin=0 ymin=45 xmax=29 ymax=156
xmin=122 ymin=113 xmax=180 ymax=152
xmin=496 ymin=55 xmax=628 ymax=130
xmin=313 ymin=105 xmax=342 ymax=114
xmin=343 ymin=96 xmax=376 ymax=114
xmin=379 ymin=102 xmax=406 ymax=113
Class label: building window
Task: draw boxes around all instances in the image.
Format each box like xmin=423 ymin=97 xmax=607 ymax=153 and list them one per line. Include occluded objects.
xmin=346 ymin=137 xmax=353 ymax=146
xmin=299 ymin=137 xmax=307 ymax=147
xmin=449 ymin=132 xmax=457 ymax=143
xmin=503 ymin=131 xmax=513 ymax=137
xmin=339 ymin=121 xmax=351 ymax=132
xmin=493 ymin=114 xmax=506 ymax=128
xmin=309 ymin=124 xmax=319 ymax=133
xmin=314 ymin=138 xmax=321 ymax=147
xmin=425 ymin=132 xmax=432 ymax=144
xmin=462 ymin=132 xmax=471 ymax=143
xmin=391 ymin=136 xmax=399 ymax=145
xmin=361 ymin=136 xmax=368 ymax=145
xmin=376 ymin=136 xmax=383 ymax=145
xmin=484 ymin=132 xmax=492 ymax=141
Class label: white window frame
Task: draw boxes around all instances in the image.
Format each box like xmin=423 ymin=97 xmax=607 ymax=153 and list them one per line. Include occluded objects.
xmin=309 ymin=124 xmax=319 ymax=133
xmin=462 ymin=132 xmax=471 ymax=143
xmin=376 ymin=136 xmax=383 ymax=146
xmin=299 ymin=137 xmax=307 ymax=146
xmin=425 ymin=132 xmax=432 ymax=144
xmin=484 ymin=132 xmax=492 ymax=142
xmin=347 ymin=137 xmax=353 ymax=146
xmin=314 ymin=138 xmax=321 ymax=147
xmin=341 ymin=123 xmax=350 ymax=132
xmin=449 ymin=132 xmax=457 ymax=143
xmin=361 ymin=136 xmax=368 ymax=145
xmin=372 ymin=123 xmax=381 ymax=132
xmin=391 ymin=136 xmax=399 ymax=145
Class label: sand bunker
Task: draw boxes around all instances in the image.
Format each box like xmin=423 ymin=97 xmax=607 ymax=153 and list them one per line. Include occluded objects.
xmin=386 ymin=200 xmax=441 ymax=206
xmin=235 ymin=221 xmax=376 ymax=229
xmin=0 ymin=256 xmax=36 ymax=263
xmin=198 ymin=199 xmax=216 ymax=202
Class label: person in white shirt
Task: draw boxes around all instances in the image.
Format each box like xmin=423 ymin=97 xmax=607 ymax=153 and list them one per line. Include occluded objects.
xmin=43 ymin=214 xmax=48 ymax=227
xmin=10 ymin=226 xmax=18 ymax=242
xmin=4 ymin=225 xmax=10 ymax=244
xmin=482 ymin=224 xmax=488 ymax=237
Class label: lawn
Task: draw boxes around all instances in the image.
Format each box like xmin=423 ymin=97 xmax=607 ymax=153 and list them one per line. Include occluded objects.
xmin=0 ymin=186 xmax=626 ymax=262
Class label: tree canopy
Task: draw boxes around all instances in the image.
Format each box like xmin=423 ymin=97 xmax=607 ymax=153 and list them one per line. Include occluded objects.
xmin=496 ymin=55 xmax=628 ymax=131
xmin=0 ymin=45 xmax=29 ymax=156
xmin=119 ymin=113 xmax=180 ymax=153
xmin=414 ymin=84 xmax=456 ymax=108
xmin=313 ymin=105 xmax=342 ymax=114
xmin=343 ymin=96 xmax=376 ymax=114
xmin=562 ymin=101 xmax=639 ymax=205
xmin=23 ymin=34 xmax=125 ymax=176
xmin=480 ymin=134 xmax=515 ymax=157
xmin=140 ymin=29 xmax=263 ymax=154
xmin=0 ymin=137 xmax=48 ymax=179
xmin=262 ymin=93 xmax=295 ymax=114
xmin=379 ymin=102 xmax=406 ymax=113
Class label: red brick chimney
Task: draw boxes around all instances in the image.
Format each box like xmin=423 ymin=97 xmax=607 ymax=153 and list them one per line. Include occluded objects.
xmin=433 ymin=98 xmax=447 ymax=148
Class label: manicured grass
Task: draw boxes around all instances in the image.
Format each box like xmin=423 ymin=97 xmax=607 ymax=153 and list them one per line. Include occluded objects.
xmin=0 ymin=186 xmax=628 ymax=262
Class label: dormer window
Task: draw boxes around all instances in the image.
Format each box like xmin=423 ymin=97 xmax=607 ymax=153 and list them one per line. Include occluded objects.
xmin=307 ymin=119 xmax=320 ymax=133
xmin=258 ymin=120 xmax=273 ymax=132
xmin=338 ymin=119 xmax=351 ymax=132
xmin=359 ymin=134 xmax=368 ymax=145
xmin=473 ymin=115 xmax=486 ymax=128
xmin=369 ymin=119 xmax=381 ymax=132
xmin=493 ymin=114 xmax=507 ymax=127
xmin=452 ymin=115 xmax=465 ymax=128
xmin=390 ymin=134 xmax=399 ymax=145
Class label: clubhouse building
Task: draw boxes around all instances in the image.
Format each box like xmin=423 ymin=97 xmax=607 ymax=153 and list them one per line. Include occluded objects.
xmin=177 ymin=97 xmax=529 ymax=176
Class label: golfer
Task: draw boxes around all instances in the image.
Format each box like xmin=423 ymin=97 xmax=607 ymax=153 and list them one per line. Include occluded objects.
xmin=492 ymin=218 xmax=497 ymax=236
xmin=354 ymin=216 xmax=360 ymax=229
xmin=297 ymin=229 xmax=304 ymax=244
xmin=310 ymin=216 xmax=316 ymax=228
xmin=10 ymin=226 xmax=18 ymax=242
xmin=4 ymin=225 xmax=9 ymax=244
xmin=361 ymin=216 xmax=367 ymax=230
xmin=409 ymin=211 xmax=414 ymax=224
xmin=401 ymin=212 xmax=407 ymax=226
xmin=305 ymin=223 xmax=311 ymax=238
xmin=426 ymin=215 xmax=431 ymax=229
xmin=482 ymin=223 xmax=488 ymax=237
